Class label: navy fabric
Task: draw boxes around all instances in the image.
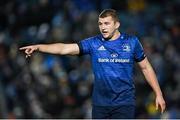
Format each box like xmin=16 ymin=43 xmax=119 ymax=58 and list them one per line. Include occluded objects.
xmin=92 ymin=105 xmax=135 ymax=119
xmin=78 ymin=33 xmax=146 ymax=106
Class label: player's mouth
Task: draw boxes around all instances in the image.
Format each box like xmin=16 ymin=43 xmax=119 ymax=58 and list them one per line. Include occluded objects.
xmin=102 ymin=31 xmax=108 ymax=35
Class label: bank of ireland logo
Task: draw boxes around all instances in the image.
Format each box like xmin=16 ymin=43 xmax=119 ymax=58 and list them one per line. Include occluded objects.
xmin=122 ymin=43 xmax=131 ymax=52
xmin=111 ymin=53 xmax=118 ymax=58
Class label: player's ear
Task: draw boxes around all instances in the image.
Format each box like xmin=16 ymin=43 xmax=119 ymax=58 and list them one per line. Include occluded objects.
xmin=115 ymin=21 xmax=120 ymax=29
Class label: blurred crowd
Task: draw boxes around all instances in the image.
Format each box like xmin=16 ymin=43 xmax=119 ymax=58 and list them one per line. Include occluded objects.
xmin=0 ymin=0 xmax=179 ymax=119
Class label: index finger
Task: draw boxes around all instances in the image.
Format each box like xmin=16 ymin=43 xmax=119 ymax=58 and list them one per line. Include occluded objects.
xmin=161 ymin=103 xmax=166 ymax=114
xmin=19 ymin=46 xmax=29 ymax=50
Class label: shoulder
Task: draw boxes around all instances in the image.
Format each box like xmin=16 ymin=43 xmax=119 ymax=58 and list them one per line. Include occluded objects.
xmin=81 ymin=34 xmax=102 ymax=43
xmin=122 ymin=33 xmax=140 ymax=46
xmin=85 ymin=35 xmax=102 ymax=41
xmin=122 ymin=33 xmax=138 ymax=41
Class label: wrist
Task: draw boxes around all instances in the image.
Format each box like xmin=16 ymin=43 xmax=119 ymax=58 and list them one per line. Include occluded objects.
xmin=35 ymin=45 xmax=40 ymax=51
xmin=155 ymin=92 xmax=163 ymax=97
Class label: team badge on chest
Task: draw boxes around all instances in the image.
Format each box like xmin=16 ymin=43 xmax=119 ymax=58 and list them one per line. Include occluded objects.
xmin=122 ymin=43 xmax=131 ymax=52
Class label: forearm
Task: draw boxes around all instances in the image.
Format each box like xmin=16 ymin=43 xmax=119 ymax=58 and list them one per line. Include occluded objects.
xmin=20 ymin=43 xmax=79 ymax=56
xmin=141 ymin=62 xmax=162 ymax=96
xmin=36 ymin=43 xmax=66 ymax=55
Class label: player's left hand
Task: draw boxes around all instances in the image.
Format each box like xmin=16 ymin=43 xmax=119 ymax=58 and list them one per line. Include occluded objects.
xmin=155 ymin=95 xmax=166 ymax=114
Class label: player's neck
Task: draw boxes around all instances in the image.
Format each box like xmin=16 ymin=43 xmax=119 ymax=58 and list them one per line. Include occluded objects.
xmin=109 ymin=31 xmax=120 ymax=41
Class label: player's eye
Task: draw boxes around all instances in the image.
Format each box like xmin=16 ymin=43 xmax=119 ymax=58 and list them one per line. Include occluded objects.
xmin=104 ymin=22 xmax=110 ymax=25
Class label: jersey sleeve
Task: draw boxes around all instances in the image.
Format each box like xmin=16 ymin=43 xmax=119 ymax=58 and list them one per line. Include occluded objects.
xmin=77 ymin=37 xmax=92 ymax=55
xmin=134 ymin=37 xmax=146 ymax=62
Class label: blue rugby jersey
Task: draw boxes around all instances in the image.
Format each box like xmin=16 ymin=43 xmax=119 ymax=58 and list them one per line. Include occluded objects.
xmin=78 ymin=33 xmax=146 ymax=106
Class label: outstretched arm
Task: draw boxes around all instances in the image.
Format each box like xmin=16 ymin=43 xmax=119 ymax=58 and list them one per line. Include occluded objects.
xmin=19 ymin=43 xmax=80 ymax=58
xmin=138 ymin=57 xmax=166 ymax=114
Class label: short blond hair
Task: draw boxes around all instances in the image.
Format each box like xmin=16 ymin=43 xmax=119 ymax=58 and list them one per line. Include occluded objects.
xmin=99 ymin=9 xmax=119 ymax=22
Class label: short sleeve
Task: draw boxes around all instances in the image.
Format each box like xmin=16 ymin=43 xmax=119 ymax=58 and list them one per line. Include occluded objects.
xmin=134 ymin=37 xmax=146 ymax=62
xmin=77 ymin=37 xmax=92 ymax=55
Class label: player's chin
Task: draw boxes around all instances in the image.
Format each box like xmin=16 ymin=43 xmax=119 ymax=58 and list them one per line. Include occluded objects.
xmin=102 ymin=34 xmax=110 ymax=39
